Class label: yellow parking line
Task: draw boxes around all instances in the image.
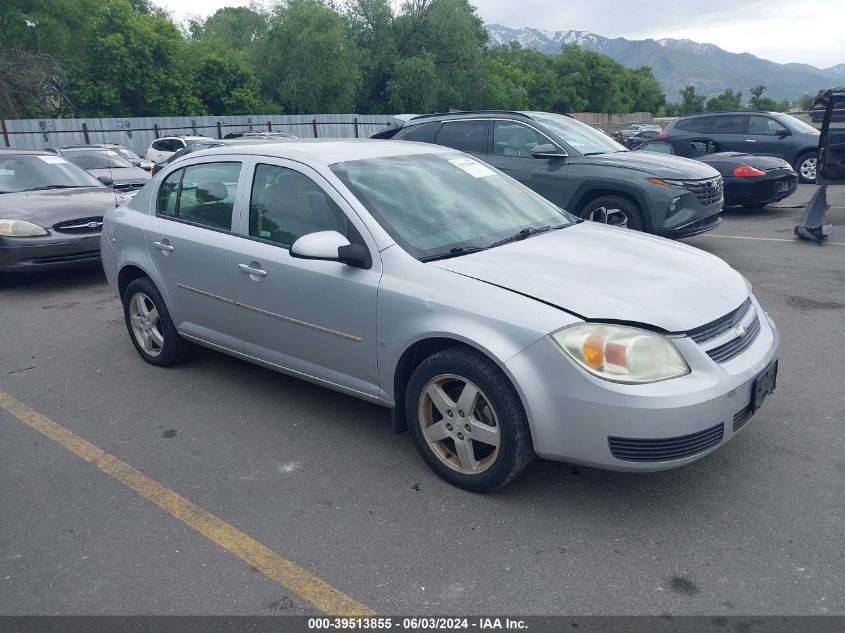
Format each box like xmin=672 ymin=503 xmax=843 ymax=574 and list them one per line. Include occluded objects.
xmin=0 ymin=390 xmax=375 ymax=617
xmin=699 ymin=234 xmax=845 ymax=245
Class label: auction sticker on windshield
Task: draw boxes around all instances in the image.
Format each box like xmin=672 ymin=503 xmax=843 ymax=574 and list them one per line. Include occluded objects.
xmin=38 ymin=155 xmax=68 ymax=164
xmin=449 ymin=157 xmax=495 ymax=178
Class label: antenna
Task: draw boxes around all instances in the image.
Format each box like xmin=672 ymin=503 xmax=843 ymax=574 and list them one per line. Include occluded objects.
xmin=95 ymin=91 xmax=119 ymax=208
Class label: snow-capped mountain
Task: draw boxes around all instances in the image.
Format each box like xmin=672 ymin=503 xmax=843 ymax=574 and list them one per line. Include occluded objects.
xmin=486 ymin=24 xmax=843 ymax=102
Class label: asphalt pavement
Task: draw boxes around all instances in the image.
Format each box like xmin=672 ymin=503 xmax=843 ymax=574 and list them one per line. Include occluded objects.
xmin=1 ymin=184 xmax=843 ymax=616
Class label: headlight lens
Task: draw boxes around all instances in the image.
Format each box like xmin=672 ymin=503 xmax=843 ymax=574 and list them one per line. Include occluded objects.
xmin=551 ymin=323 xmax=690 ymax=384
xmin=0 ymin=219 xmax=49 ymax=237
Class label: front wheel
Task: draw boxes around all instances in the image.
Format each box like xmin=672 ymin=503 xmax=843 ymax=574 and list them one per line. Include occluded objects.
xmin=405 ymin=348 xmax=534 ymax=492
xmin=795 ymin=153 xmax=817 ymax=184
xmin=122 ymin=277 xmax=189 ymax=366
xmin=579 ymin=195 xmax=644 ymax=231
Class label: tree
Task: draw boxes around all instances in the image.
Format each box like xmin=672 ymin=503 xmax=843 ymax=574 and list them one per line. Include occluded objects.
xmin=748 ymin=84 xmax=788 ymax=112
xmin=795 ymin=94 xmax=814 ymax=111
xmin=194 ymin=56 xmax=261 ymax=115
xmin=706 ymin=88 xmax=743 ymax=112
xmin=679 ymin=85 xmax=706 ymax=114
xmin=187 ymin=5 xmax=268 ymax=62
xmin=0 ymin=49 xmax=69 ymax=118
xmin=257 ymin=0 xmax=361 ymax=113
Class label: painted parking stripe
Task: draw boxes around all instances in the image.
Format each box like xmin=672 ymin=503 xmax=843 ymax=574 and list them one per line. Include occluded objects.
xmin=0 ymin=390 xmax=375 ymax=617
xmin=699 ymin=234 xmax=845 ymax=245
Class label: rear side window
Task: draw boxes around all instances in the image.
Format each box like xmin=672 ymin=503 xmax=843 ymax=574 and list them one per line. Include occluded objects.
xmin=248 ymin=164 xmax=350 ymax=247
xmin=639 ymin=141 xmax=674 ymax=154
xmin=435 ymin=120 xmax=490 ymax=154
xmin=394 ymin=121 xmax=442 ymax=143
xmin=152 ymin=139 xmax=183 ymax=153
xmin=157 ymin=162 xmax=242 ymax=231
xmin=674 ymin=118 xmax=712 ymax=133
xmin=709 ymin=115 xmax=747 ymax=134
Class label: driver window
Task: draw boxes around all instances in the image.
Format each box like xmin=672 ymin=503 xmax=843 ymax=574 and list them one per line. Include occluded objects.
xmin=493 ymin=121 xmax=552 ymax=157
xmin=748 ymin=116 xmax=788 ymax=136
xmin=249 ymin=164 xmax=350 ymax=248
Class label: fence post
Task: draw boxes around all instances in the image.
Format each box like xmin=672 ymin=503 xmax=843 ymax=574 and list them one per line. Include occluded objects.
xmin=312 ymin=118 xmax=318 ymax=138
xmin=82 ymin=122 xmax=90 ymax=144
xmin=217 ymin=121 xmax=223 ymax=139
xmin=354 ymin=117 xmax=359 ymax=138
xmin=1 ymin=119 xmax=9 ymax=147
xmin=153 ymin=123 xmax=160 ymax=139
xmin=267 ymin=120 xmax=272 ymax=132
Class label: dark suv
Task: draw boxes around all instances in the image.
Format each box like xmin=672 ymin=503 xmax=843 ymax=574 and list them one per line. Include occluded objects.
xmin=663 ymin=111 xmax=820 ymax=183
xmin=382 ymin=111 xmax=724 ymax=238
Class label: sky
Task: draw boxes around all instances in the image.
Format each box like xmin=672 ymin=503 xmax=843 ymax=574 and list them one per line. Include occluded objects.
xmin=151 ymin=0 xmax=845 ymax=69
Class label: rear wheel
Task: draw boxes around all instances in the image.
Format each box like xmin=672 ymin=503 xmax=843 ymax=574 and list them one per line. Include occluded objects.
xmin=579 ymin=195 xmax=644 ymax=231
xmin=122 ymin=277 xmax=189 ymax=366
xmin=795 ymin=152 xmax=817 ymax=184
xmin=405 ymin=348 xmax=534 ymax=492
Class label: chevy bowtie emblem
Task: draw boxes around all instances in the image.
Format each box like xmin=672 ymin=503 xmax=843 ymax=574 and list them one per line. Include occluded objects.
xmin=735 ymin=324 xmax=747 ymax=337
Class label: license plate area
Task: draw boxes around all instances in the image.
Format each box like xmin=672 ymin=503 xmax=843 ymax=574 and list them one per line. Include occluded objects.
xmin=774 ymin=179 xmax=789 ymax=193
xmin=752 ymin=360 xmax=778 ymax=410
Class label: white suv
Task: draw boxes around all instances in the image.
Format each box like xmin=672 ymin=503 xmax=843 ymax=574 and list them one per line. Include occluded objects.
xmin=144 ymin=136 xmax=214 ymax=163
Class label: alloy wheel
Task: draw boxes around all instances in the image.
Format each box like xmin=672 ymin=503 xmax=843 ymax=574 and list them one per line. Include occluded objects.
xmin=129 ymin=292 xmax=164 ymax=357
xmin=417 ymin=374 xmax=501 ymax=475
xmin=586 ymin=205 xmax=629 ymax=228
xmin=800 ymin=157 xmax=817 ymax=181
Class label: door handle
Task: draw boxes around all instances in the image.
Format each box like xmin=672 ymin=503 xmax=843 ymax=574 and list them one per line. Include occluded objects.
xmin=153 ymin=241 xmax=174 ymax=252
xmin=238 ymin=263 xmax=267 ymax=277
xmin=744 ymin=139 xmax=756 ymax=142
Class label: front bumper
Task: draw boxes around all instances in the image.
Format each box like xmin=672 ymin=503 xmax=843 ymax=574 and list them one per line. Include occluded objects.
xmin=505 ymin=296 xmax=780 ymax=471
xmin=646 ymin=184 xmax=724 ymax=238
xmin=0 ymin=234 xmax=102 ymax=272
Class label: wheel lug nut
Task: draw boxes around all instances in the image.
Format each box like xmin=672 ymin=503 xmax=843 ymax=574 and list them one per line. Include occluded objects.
xmin=446 ymin=410 xmax=453 ymax=417
xmin=465 ymin=424 xmax=471 ymax=432
xmin=457 ymin=432 xmax=464 ymax=440
xmin=446 ymin=423 xmax=453 ymax=431
xmin=458 ymin=410 xmax=465 ymax=418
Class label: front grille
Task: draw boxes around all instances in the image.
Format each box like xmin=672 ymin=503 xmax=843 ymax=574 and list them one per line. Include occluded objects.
xmin=707 ymin=314 xmax=761 ymax=363
xmin=684 ymin=176 xmax=724 ymax=207
xmin=687 ymin=298 xmax=753 ymax=344
xmin=609 ymin=423 xmax=724 ymax=462
xmin=733 ymin=406 xmax=755 ymax=433
xmin=53 ymin=216 xmax=103 ymax=234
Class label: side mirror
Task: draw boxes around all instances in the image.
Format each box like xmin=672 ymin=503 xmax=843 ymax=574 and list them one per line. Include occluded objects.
xmin=290 ymin=231 xmax=370 ymax=268
xmin=776 ymin=129 xmax=791 ymax=138
xmin=531 ymin=144 xmax=567 ymax=159
xmin=131 ymin=159 xmax=142 ymax=167
xmin=97 ymin=175 xmax=113 ymax=186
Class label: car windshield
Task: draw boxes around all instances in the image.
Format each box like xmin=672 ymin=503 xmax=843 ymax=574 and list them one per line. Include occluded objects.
xmin=114 ymin=147 xmax=143 ymax=162
xmin=331 ymin=152 xmax=574 ymax=260
xmin=774 ymin=113 xmax=820 ymax=135
xmin=526 ymin=112 xmax=628 ymax=155
xmin=63 ymin=149 xmax=136 ymax=170
xmin=0 ymin=154 xmax=103 ymax=193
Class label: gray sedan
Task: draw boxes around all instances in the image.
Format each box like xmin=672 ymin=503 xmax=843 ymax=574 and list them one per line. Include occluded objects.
xmin=101 ymin=140 xmax=779 ymax=491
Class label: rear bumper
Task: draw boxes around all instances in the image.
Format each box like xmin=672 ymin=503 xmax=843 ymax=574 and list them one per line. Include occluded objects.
xmin=0 ymin=234 xmax=101 ymax=272
xmin=724 ymin=173 xmax=798 ymax=206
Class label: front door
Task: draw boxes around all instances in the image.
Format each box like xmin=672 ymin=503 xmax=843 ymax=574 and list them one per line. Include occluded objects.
xmin=231 ymin=160 xmax=381 ymax=398
xmin=145 ymin=159 xmax=246 ymax=350
xmin=746 ymin=115 xmax=791 ymax=159
xmin=484 ymin=120 xmax=568 ymax=207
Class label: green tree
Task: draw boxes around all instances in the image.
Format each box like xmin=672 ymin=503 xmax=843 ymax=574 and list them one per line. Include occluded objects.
xmin=257 ymin=0 xmax=361 ymax=113
xmin=748 ymin=84 xmax=788 ymax=112
xmin=705 ymin=88 xmax=743 ymax=112
xmin=795 ymin=94 xmax=814 ymax=111
xmin=679 ymin=85 xmax=706 ymax=114
xmin=385 ymin=54 xmax=439 ymax=112
xmin=187 ymin=5 xmax=268 ymax=62
xmin=194 ymin=56 xmax=261 ymax=115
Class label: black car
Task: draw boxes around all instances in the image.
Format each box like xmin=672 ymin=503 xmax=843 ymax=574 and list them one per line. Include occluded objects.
xmin=635 ymin=137 xmax=798 ymax=208
xmin=380 ymin=111 xmax=724 ymax=238
xmin=0 ymin=149 xmax=129 ymax=275
xmin=663 ymin=111 xmax=820 ymax=184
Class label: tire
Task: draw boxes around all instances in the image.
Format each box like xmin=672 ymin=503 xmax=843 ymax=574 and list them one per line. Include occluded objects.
xmin=578 ymin=195 xmax=645 ymax=231
xmin=795 ymin=152 xmax=817 ymax=184
xmin=405 ymin=347 xmax=534 ymax=492
xmin=122 ymin=277 xmax=189 ymax=366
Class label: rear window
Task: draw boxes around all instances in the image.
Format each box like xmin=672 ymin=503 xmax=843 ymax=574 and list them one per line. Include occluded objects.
xmin=435 ymin=120 xmax=489 ymax=154
xmin=395 ymin=121 xmax=442 ymax=143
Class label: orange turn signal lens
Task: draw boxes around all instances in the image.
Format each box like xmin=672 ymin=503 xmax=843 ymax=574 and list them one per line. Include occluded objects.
xmin=582 ymin=334 xmax=605 ymax=369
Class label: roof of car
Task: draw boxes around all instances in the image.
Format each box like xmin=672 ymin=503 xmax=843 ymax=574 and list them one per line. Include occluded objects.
xmin=675 ymin=111 xmax=780 ymax=119
xmin=0 ymin=148 xmax=53 ymax=156
xmin=60 ymin=143 xmax=125 ymax=149
xmin=188 ymin=139 xmax=454 ymax=165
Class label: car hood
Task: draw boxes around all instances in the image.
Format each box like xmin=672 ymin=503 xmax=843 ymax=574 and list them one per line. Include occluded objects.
xmin=87 ymin=167 xmax=151 ymax=184
xmin=431 ymin=222 xmax=747 ymax=332
xmin=0 ymin=188 xmax=119 ymax=226
xmin=700 ymin=153 xmax=794 ymax=172
xmin=586 ymin=151 xmax=720 ymax=179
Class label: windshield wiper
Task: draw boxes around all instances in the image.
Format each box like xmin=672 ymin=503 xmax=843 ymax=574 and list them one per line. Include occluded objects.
xmin=20 ymin=185 xmax=85 ymax=191
xmin=490 ymin=225 xmax=561 ymax=248
xmin=420 ymin=245 xmax=489 ymax=262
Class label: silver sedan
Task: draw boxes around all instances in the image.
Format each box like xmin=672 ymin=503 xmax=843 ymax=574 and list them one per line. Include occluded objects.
xmin=101 ymin=140 xmax=779 ymax=491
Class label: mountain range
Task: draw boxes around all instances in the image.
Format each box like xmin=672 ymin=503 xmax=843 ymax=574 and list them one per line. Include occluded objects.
xmin=486 ymin=24 xmax=843 ymax=103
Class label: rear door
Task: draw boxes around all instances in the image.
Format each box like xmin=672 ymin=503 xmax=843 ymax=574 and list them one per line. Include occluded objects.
xmin=484 ymin=120 xmax=568 ymax=206
xmin=230 ymin=159 xmax=381 ymax=397
xmin=145 ymin=158 xmax=246 ymax=350
xmin=707 ymin=115 xmax=749 ymax=152
xmin=433 ymin=120 xmax=490 ymax=160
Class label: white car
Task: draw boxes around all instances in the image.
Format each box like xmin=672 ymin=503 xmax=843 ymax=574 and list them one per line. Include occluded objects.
xmin=144 ymin=136 xmax=214 ymax=163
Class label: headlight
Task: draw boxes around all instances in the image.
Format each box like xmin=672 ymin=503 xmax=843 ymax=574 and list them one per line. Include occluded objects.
xmin=551 ymin=323 xmax=690 ymax=384
xmin=0 ymin=219 xmax=49 ymax=237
